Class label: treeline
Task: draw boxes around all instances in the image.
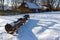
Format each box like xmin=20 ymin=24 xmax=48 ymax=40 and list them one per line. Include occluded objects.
xmin=0 ymin=0 xmax=60 ymax=11
xmin=38 ymin=0 xmax=60 ymax=11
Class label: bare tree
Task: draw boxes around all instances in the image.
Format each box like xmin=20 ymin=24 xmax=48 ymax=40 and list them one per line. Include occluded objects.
xmin=12 ymin=0 xmax=21 ymax=8
xmin=1 ymin=0 xmax=4 ymax=10
xmin=41 ymin=0 xmax=58 ymax=11
xmin=3 ymin=0 xmax=4 ymax=10
xmin=56 ymin=0 xmax=60 ymax=10
xmin=0 ymin=0 xmax=2 ymax=10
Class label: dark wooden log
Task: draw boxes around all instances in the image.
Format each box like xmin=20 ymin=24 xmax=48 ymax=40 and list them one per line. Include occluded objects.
xmin=5 ymin=15 xmax=29 ymax=34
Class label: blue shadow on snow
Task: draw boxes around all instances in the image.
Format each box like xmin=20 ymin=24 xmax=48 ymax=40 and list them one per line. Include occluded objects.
xmin=18 ymin=19 xmax=39 ymax=40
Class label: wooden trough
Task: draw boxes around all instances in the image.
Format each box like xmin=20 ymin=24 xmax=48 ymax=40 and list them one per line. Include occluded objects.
xmin=5 ymin=15 xmax=30 ymax=34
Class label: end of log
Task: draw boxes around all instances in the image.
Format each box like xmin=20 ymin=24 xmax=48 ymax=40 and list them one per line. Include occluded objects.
xmin=24 ymin=15 xmax=30 ymax=18
xmin=5 ymin=24 xmax=14 ymax=34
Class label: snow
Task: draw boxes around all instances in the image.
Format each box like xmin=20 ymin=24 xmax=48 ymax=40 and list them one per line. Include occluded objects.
xmin=26 ymin=2 xmax=40 ymax=9
xmin=0 ymin=12 xmax=60 ymax=40
xmin=4 ymin=6 xmax=12 ymax=10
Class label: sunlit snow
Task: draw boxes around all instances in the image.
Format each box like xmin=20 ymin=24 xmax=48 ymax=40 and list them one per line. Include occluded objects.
xmin=0 ymin=12 xmax=60 ymax=40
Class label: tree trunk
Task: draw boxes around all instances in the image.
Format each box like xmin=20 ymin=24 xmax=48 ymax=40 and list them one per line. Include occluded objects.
xmin=2 ymin=0 xmax=4 ymax=11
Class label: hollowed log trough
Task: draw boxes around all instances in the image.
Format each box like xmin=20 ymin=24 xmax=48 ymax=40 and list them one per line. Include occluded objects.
xmin=5 ymin=15 xmax=30 ymax=34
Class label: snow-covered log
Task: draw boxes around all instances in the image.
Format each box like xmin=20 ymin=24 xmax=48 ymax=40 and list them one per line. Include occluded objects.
xmin=5 ymin=15 xmax=30 ymax=34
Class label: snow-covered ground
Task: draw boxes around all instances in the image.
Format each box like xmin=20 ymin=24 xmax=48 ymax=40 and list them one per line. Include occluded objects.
xmin=0 ymin=12 xmax=60 ymax=40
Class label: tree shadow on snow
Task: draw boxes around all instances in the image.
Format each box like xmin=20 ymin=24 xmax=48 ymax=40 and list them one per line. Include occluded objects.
xmin=36 ymin=22 xmax=56 ymax=34
xmin=18 ymin=19 xmax=39 ymax=40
